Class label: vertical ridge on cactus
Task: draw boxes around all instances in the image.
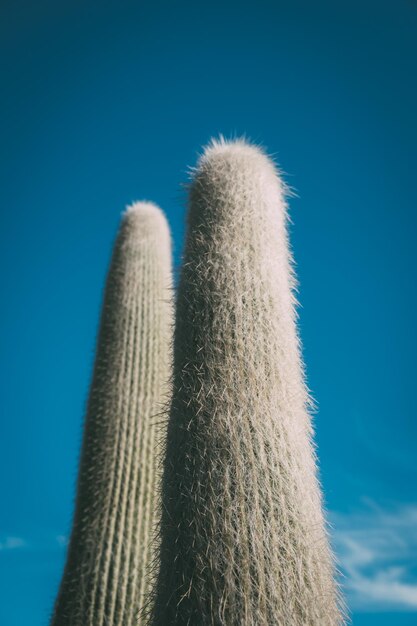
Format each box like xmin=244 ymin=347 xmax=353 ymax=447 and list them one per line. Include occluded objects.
xmin=51 ymin=202 xmax=173 ymax=626
xmin=150 ymin=139 xmax=343 ymax=625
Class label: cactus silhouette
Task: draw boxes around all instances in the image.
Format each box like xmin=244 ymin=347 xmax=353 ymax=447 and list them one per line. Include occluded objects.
xmin=51 ymin=202 xmax=173 ymax=626
xmin=150 ymin=139 xmax=343 ymax=625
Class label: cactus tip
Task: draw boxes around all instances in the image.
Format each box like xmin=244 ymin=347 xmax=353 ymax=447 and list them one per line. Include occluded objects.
xmin=124 ymin=200 xmax=164 ymax=220
xmin=198 ymin=136 xmax=272 ymax=170
xmin=122 ymin=201 xmax=171 ymax=240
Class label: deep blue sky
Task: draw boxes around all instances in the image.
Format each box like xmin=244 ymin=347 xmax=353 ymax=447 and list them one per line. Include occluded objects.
xmin=1 ymin=1 xmax=416 ymax=624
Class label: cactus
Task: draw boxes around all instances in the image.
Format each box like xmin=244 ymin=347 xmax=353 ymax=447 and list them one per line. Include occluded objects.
xmin=150 ymin=139 xmax=343 ymax=625
xmin=51 ymin=202 xmax=173 ymax=626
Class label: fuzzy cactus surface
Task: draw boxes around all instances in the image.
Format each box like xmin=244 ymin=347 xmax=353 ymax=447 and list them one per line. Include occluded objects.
xmin=150 ymin=139 xmax=343 ymax=625
xmin=51 ymin=202 xmax=173 ymax=626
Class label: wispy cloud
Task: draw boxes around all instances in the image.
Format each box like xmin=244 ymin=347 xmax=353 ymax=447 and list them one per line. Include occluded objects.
xmin=331 ymin=501 xmax=417 ymax=612
xmin=0 ymin=533 xmax=67 ymax=552
xmin=56 ymin=534 xmax=68 ymax=547
xmin=0 ymin=536 xmax=26 ymax=550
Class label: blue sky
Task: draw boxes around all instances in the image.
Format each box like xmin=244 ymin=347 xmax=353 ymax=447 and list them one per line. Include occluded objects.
xmin=0 ymin=1 xmax=416 ymax=624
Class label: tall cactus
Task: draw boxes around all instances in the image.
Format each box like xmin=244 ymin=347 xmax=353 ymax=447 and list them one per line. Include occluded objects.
xmin=51 ymin=202 xmax=173 ymax=626
xmin=151 ymin=139 xmax=343 ymax=625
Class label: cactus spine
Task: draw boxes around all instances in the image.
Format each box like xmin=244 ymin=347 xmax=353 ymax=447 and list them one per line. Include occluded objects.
xmin=151 ymin=139 xmax=343 ymax=625
xmin=51 ymin=202 xmax=173 ymax=626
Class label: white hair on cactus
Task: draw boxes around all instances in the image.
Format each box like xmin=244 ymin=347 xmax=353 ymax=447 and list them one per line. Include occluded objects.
xmin=51 ymin=202 xmax=173 ymax=626
xmin=151 ymin=138 xmax=344 ymax=625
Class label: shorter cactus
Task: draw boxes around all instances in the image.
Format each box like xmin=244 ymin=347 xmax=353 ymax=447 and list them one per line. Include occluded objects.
xmin=51 ymin=202 xmax=173 ymax=626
